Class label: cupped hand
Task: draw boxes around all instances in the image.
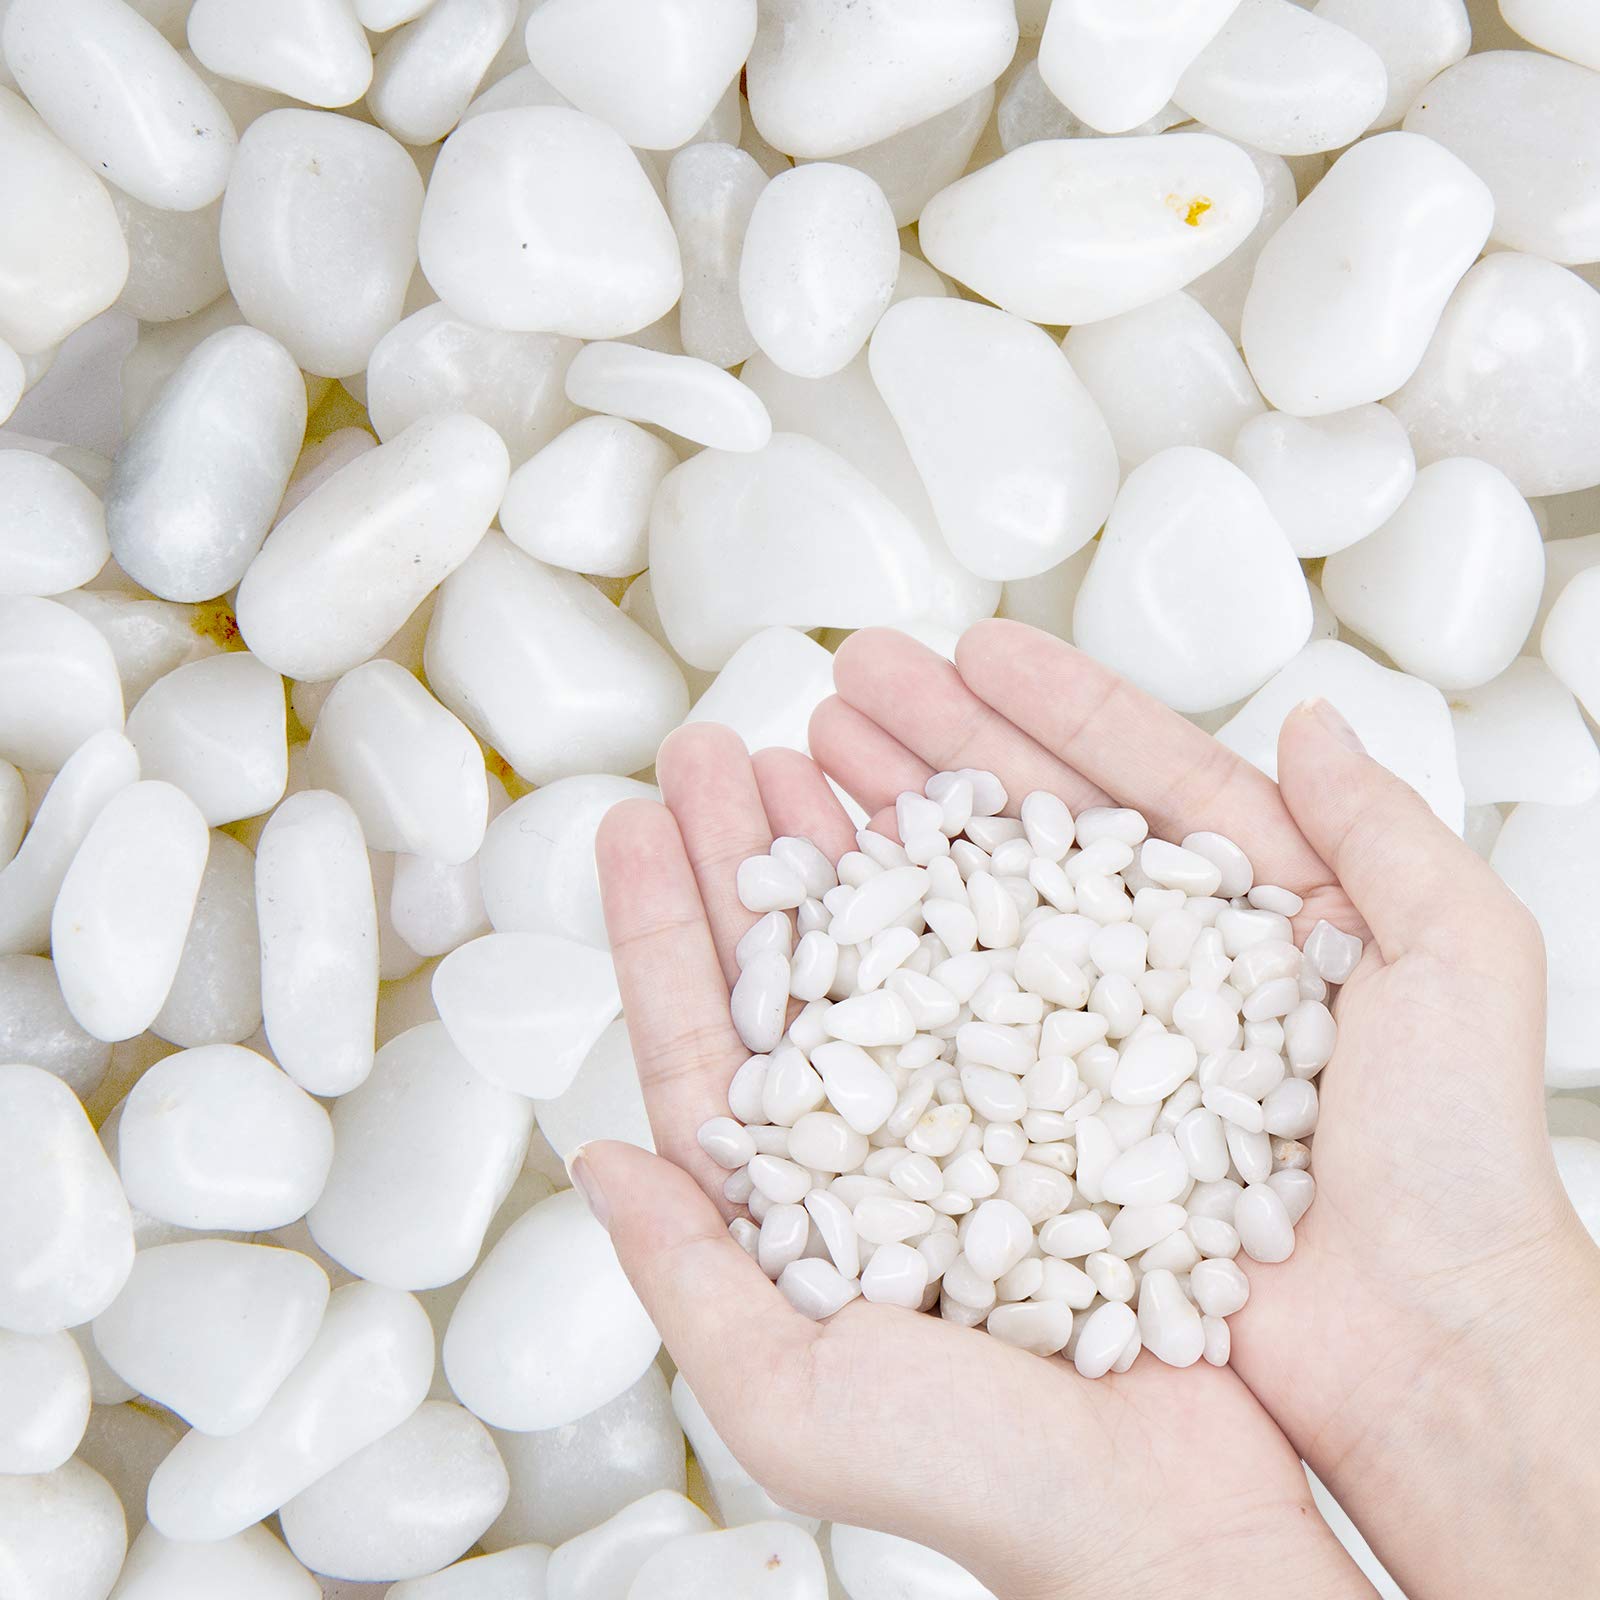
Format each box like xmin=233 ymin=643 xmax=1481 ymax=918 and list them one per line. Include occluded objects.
xmin=803 ymin=621 xmax=1600 ymax=1597
xmin=583 ymin=657 xmax=1375 ymax=1599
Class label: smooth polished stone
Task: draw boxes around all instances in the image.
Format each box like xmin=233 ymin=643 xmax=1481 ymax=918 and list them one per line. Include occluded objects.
xmin=920 ymin=133 xmax=1264 ymax=326
xmin=1072 ymin=447 xmax=1311 ymax=713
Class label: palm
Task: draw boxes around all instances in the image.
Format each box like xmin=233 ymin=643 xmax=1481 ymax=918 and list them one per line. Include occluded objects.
xmin=592 ymin=622 xmax=1361 ymax=1597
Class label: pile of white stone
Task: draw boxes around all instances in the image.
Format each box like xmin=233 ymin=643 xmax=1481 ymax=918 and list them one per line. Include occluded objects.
xmin=1 ymin=0 xmax=1598 ymax=1597
xmin=707 ymin=775 xmax=1347 ymax=1376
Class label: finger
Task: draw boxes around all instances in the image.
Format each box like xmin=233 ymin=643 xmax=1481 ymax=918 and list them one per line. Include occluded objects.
xmin=596 ymin=798 xmax=750 ymax=1198
xmin=833 ymin=627 xmax=1111 ymax=813
xmin=751 ymin=746 xmax=859 ymax=865
xmin=808 ymin=695 xmax=934 ymax=816
xmin=1276 ymin=700 xmax=1542 ymax=974
xmin=656 ymin=722 xmax=773 ymax=987
xmin=573 ymin=1140 xmax=818 ymax=1415
xmin=955 ymin=619 xmax=1345 ymax=907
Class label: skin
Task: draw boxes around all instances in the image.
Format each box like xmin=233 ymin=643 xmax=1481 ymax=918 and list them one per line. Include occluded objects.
xmin=578 ymin=620 xmax=1600 ymax=1599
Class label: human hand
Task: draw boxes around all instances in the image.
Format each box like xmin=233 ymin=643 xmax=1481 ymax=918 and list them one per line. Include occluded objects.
xmin=583 ymin=693 xmax=1373 ymax=1598
xmin=805 ymin=620 xmax=1600 ymax=1598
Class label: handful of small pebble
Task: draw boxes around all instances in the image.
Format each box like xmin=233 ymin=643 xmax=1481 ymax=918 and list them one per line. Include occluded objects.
xmin=704 ymin=770 xmax=1359 ymax=1376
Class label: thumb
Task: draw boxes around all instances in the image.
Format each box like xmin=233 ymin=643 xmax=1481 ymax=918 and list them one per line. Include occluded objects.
xmin=1275 ymin=699 xmax=1541 ymax=975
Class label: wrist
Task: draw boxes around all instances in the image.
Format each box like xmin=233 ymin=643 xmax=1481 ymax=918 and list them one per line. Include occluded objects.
xmin=1313 ymin=1227 xmax=1600 ymax=1599
xmin=1000 ymin=1477 xmax=1376 ymax=1600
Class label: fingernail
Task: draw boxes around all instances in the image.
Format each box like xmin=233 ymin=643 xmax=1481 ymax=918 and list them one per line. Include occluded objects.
xmin=567 ymin=1145 xmax=611 ymax=1233
xmin=1301 ymin=698 xmax=1365 ymax=754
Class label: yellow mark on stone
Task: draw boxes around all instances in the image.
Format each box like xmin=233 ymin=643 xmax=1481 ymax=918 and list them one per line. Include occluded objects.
xmin=191 ymin=597 xmax=243 ymax=650
xmin=1166 ymin=193 xmax=1213 ymax=227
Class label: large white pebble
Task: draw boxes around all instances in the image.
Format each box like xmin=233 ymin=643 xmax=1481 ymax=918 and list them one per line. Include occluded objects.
xmin=1321 ymin=458 xmax=1543 ymax=692
xmin=368 ymin=0 xmax=517 ymax=147
xmin=221 ymin=109 xmax=422 ymax=377
xmin=108 ymin=1523 xmax=319 ymax=1600
xmin=1173 ymin=0 xmax=1387 ymax=156
xmin=0 ymin=1328 xmax=90 ymax=1474
xmin=0 ymin=1461 xmax=125 ymax=1600
xmin=565 ymin=342 xmax=771 ymax=453
xmin=545 ymin=1490 xmax=711 ymax=1600
xmin=1063 ymin=291 xmax=1264 ymax=471
xmin=1039 ymin=0 xmax=1244 ymax=134
xmin=0 ymin=88 xmax=128 ymax=355
xmin=1217 ymin=639 xmax=1464 ymax=831
xmin=649 ymin=434 xmax=939 ymax=671
xmin=1387 ymin=253 xmax=1600 ymax=499
xmin=309 ymin=662 xmax=486 ymax=864
xmin=829 ymin=1524 xmax=996 ymax=1600
xmin=151 ymin=830 xmax=262 ymax=1047
xmin=0 ymin=1063 xmax=133 ymax=1334
xmin=1451 ymin=658 xmax=1599 ymax=809
xmin=91 ymin=1241 xmax=328 ymax=1436
xmin=667 ymin=141 xmax=766 ymax=368
xmin=419 ymin=107 xmax=681 ymax=338
xmin=534 ymin=1019 xmax=655 ymax=1159
xmin=500 ymin=416 xmax=676 ymax=578
xmin=185 ymin=0 xmax=372 ymax=108
xmin=433 ymin=931 xmax=620 ymax=1099
xmin=1499 ymin=0 xmax=1600 ymax=71
xmin=388 ymin=1546 xmax=551 ymax=1600
xmin=0 ymin=731 xmax=137 ymax=958
xmin=1072 ymin=447 xmax=1310 ymax=712
xmin=678 ymin=630 xmax=829 ymax=759
xmin=4 ymin=0 xmax=235 ymax=210
xmin=1314 ymin=0 xmax=1470 ymax=128
xmin=1405 ymin=50 xmax=1600 ymax=264
xmin=279 ymin=1400 xmax=508 ymax=1581
xmin=746 ymin=0 xmax=1016 ymax=159
xmin=118 ymin=1043 xmax=333 ymax=1230
xmin=237 ymin=413 xmax=508 ymax=682
xmin=869 ymin=298 xmax=1118 ymax=581
xmin=255 ymin=791 xmax=378 ymax=1096
xmin=0 ymin=954 xmax=112 ymax=1098
xmin=525 ymin=0 xmax=756 ymax=149
xmin=0 ymin=449 xmax=108 ymax=596
xmin=366 ymin=305 xmax=580 ymax=469
xmin=0 ymin=596 xmax=124 ymax=774
xmin=1542 ymin=566 xmax=1600 ymax=725
xmin=104 ymin=326 xmax=305 ymax=601
xmin=145 ymin=1280 xmax=434 ymax=1542
xmin=480 ymin=775 xmax=657 ymax=948
xmin=126 ymin=654 xmax=286 ymax=826
xmin=1230 ymin=404 xmax=1415 ymax=559
xmin=1491 ymin=794 xmax=1600 ymax=1087
xmin=484 ymin=1365 xmax=685 ymax=1551
xmin=1241 ymin=132 xmax=1491 ymax=416
xmin=444 ymin=1189 xmax=660 ymax=1430
xmin=308 ymin=1021 xmax=532 ymax=1290
xmin=627 ymin=1521 xmax=827 ymax=1599
xmin=426 ymin=531 xmax=687 ymax=784
xmin=52 ymin=780 xmax=208 ymax=1042
xmin=920 ymin=132 xmax=1263 ymax=327
xmin=740 ymin=164 xmax=899 ymax=379
xmin=737 ymin=355 xmax=1000 ymax=639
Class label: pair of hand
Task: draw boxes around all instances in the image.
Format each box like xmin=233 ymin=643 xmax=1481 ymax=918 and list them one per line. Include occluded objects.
xmin=577 ymin=620 xmax=1599 ymax=1600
